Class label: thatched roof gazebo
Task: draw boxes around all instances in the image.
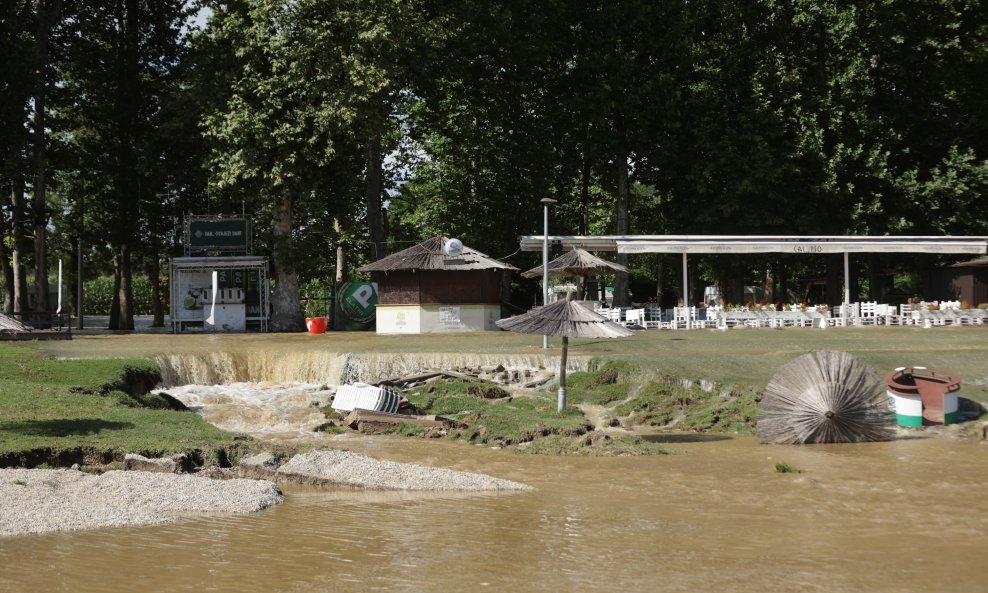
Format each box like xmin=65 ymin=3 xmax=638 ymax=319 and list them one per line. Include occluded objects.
xmin=357 ymin=236 xmax=517 ymax=333
xmin=497 ymin=298 xmax=634 ymax=411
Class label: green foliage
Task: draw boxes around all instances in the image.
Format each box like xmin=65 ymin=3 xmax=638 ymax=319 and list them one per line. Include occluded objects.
xmin=299 ymin=277 xmax=334 ymax=318
xmin=83 ymin=276 xmax=158 ymax=316
xmin=774 ymin=462 xmax=803 ymax=474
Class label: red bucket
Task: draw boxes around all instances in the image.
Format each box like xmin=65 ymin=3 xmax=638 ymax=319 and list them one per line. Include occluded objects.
xmin=305 ymin=317 xmax=327 ymax=334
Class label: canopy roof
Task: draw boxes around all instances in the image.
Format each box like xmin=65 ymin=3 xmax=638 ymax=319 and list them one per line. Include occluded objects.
xmin=520 ymin=248 xmax=628 ymax=279
xmin=358 ymin=236 xmax=517 ymax=273
xmin=0 ymin=313 xmax=34 ymax=333
xmin=949 ymin=257 xmax=988 ymax=268
xmin=496 ymin=299 xmax=634 ymax=338
xmin=518 ymin=235 xmax=988 ymax=255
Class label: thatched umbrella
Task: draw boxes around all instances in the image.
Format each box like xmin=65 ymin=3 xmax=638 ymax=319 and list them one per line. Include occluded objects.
xmin=0 ymin=312 xmax=33 ymax=334
xmin=496 ymin=298 xmax=634 ymax=412
xmin=521 ymin=248 xmax=628 ymax=279
xmin=757 ymin=351 xmax=895 ymax=444
xmin=521 ymin=248 xmax=627 ymax=300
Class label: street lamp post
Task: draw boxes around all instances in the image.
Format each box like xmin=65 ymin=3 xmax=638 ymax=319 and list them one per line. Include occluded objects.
xmin=540 ymin=197 xmax=557 ymax=349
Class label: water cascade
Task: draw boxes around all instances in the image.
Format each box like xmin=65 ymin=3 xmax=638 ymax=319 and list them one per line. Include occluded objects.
xmin=154 ymin=350 xmax=584 ymax=388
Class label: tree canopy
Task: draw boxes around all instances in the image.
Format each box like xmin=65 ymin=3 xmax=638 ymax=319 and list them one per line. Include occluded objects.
xmin=1 ymin=0 xmax=986 ymax=323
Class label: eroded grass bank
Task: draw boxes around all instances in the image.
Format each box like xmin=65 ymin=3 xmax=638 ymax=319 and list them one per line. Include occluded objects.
xmin=4 ymin=328 xmax=988 ymax=468
xmin=0 ymin=343 xmax=238 ymax=468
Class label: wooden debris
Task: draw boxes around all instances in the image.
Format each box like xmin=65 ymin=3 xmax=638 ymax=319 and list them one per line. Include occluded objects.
xmin=341 ymin=408 xmax=456 ymax=432
xmin=522 ymin=370 xmax=556 ymax=388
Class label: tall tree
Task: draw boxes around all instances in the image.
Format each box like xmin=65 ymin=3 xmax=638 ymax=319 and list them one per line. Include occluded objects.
xmin=1 ymin=0 xmax=35 ymax=314
xmin=58 ymin=0 xmax=190 ymax=329
xmin=31 ymin=0 xmax=62 ymax=315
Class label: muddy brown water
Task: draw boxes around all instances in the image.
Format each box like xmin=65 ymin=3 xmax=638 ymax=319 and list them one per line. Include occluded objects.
xmin=4 ymin=337 xmax=987 ymax=592
xmin=1 ymin=432 xmax=985 ymax=593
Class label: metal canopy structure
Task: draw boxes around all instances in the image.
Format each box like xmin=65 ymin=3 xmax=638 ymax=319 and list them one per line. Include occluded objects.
xmin=169 ymin=256 xmax=269 ymax=333
xmin=519 ymin=235 xmax=988 ymax=255
xmin=518 ymin=235 xmax=988 ymax=326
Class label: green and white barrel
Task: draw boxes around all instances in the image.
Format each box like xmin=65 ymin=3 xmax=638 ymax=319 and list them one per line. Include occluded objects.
xmin=942 ymin=392 xmax=960 ymax=425
xmin=886 ymin=388 xmax=960 ymax=426
xmin=887 ymin=390 xmax=923 ymax=427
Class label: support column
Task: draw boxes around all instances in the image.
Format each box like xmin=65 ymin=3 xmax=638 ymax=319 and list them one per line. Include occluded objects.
xmin=844 ymin=251 xmax=850 ymax=323
xmin=682 ymin=253 xmax=689 ymax=330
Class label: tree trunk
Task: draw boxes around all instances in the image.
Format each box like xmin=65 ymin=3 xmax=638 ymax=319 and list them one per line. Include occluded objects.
xmin=109 ymin=253 xmax=121 ymax=329
xmin=270 ymin=192 xmax=303 ymax=331
xmin=366 ymin=135 xmax=386 ymax=261
xmin=10 ymin=177 xmax=29 ymax=313
xmin=334 ymin=218 xmax=347 ymax=284
xmin=32 ymin=0 xmax=61 ymax=316
xmin=655 ymin=257 xmax=664 ymax=305
xmin=0 ymin=232 xmax=13 ymax=313
xmin=580 ymin=126 xmax=590 ymax=235
xmin=107 ymin=0 xmax=138 ymax=331
xmin=613 ymin=150 xmax=631 ymax=307
xmin=763 ymin=265 xmax=775 ymax=305
xmin=148 ymin=251 xmax=164 ymax=327
xmin=118 ymin=243 xmax=134 ymax=330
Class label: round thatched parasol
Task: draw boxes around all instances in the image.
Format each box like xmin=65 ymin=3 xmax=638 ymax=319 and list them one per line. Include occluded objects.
xmin=757 ymin=351 xmax=895 ymax=444
xmin=520 ymin=248 xmax=628 ymax=280
xmin=496 ymin=298 xmax=634 ymax=412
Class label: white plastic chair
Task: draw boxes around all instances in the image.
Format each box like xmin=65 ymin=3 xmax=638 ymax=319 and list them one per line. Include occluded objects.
xmin=672 ymin=306 xmax=695 ymax=330
xmin=858 ymin=301 xmax=878 ymax=325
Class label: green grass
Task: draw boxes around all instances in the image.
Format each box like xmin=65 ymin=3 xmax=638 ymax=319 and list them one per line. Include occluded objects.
xmin=565 ymin=360 xmax=636 ymax=405
xmin=519 ymin=433 xmax=669 ymax=456
xmin=613 ymin=380 xmax=760 ymax=434
xmin=405 ymin=379 xmax=592 ymax=447
xmin=30 ymin=327 xmax=988 ymax=400
xmin=7 ymin=325 xmax=988 ymax=463
xmin=0 ymin=343 xmax=235 ymax=466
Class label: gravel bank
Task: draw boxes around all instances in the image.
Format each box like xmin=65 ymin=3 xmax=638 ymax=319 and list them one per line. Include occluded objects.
xmin=276 ymin=449 xmax=534 ymax=491
xmin=0 ymin=468 xmax=284 ymax=537
xmin=0 ymin=449 xmax=532 ymax=537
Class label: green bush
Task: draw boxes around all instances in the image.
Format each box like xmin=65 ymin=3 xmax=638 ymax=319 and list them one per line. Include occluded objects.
xmin=83 ymin=276 xmax=160 ymax=315
xmin=300 ymin=278 xmax=335 ymax=318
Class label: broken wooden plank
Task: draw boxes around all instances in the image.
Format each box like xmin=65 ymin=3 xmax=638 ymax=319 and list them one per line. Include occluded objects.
xmin=342 ymin=408 xmax=452 ymax=431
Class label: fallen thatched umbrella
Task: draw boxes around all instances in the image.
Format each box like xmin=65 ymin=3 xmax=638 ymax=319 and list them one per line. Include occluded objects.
xmin=0 ymin=312 xmax=34 ymax=334
xmin=496 ymin=298 xmax=634 ymax=412
xmin=757 ymin=351 xmax=895 ymax=444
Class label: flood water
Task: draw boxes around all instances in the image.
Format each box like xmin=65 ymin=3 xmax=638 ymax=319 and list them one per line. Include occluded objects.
xmin=2 ymin=343 xmax=988 ymax=593
xmin=1 ymin=419 xmax=986 ymax=592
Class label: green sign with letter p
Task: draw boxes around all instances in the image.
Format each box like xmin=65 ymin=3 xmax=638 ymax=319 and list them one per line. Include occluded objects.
xmin=334 ymin=282 xmax=377 ymax=331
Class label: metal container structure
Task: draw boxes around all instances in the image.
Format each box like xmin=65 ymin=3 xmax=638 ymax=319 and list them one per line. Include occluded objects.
xmin=169 ymin=256 xmax=269 ymax=333
xmin=885 ymin=366 xmax=961 ymax=426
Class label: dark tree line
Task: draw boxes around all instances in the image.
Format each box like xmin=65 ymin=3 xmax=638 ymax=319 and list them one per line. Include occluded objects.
xmin=2 ymin=0 xmax=986 ymax=328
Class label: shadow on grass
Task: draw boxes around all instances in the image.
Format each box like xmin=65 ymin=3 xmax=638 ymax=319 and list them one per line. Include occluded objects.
xmin=0 ymin=418 xmax=134 ymax=437
xmin=640 ymin=433 xmax=733 ymax=443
